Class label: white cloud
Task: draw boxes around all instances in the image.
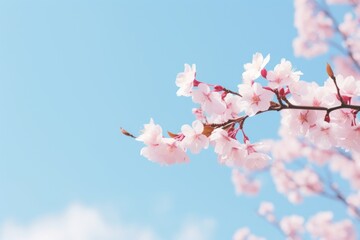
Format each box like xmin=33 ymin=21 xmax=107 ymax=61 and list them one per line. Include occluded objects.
xmin=173 ymin=218 xmax=216 ymax=240
xmin=0 ymin=203 xmax=216 ymax=240
xmin=0 ymin=204 xmax=158 ymax=240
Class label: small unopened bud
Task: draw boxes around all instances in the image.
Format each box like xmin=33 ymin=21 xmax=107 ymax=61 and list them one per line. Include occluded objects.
xmin=214 ymin=85 xmax=224 ymax=91
xmin=120 ymin=128 xmax=136 ymax=138
xmin=167 ymin=131 xmax=178 ymax=138
xmin=193 ymin=79 xmax=201 ymax=87
xmin=261 ymin=68 xmax=267 ymax=78
xmin=324 ymin=114 xmax=330 ymax=123
xmin=326 ymin=63 xmax=335 ymax=80
xmin=279 ymin=88 xmax=285 ymax=97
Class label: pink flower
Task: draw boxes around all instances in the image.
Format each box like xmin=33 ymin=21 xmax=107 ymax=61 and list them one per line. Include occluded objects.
xmin=293 ymin=0 xmax=333 ymax=58
xmin=176 ymin=63 xmax=196 ymax=96
xmin=192 ymin=108 xmax=206 ymax=121
xmin=181 ymin=120 xmax=209 ymax=153
xmin=258 ymin=201 xmax=276 ymax=222
xmin=209 ymin=128 xmax=238 ymax=156
xmin=242 ymin=52 xmax=270 ymax=84
xmin=192 ymin=83 xmax=226 ymax=115
xmin=327 ymin=0 xmax=355 ymax=4
xmin=233 ymin=228 xmax=265 ymax=240
xmin=339 ymin=13 xmax=358 ymax=36
xmin=222 ymin=94 xmax=242 ymax=121
xmin=232 ymin=169 xmax=260 ymax=196
xmin=140 ymin=138 xmax=189 ymax=165
xmin=330 ymin=108 xmax=355 ymax=126
xmin=293 ymin=36 xmax=329 ymax=58
xmin=293 ymin=168 xmax=323 ymax=195
xmin=233 ymin=228 xmax=250 ymax=240
xmin=266 ymin=58 xmax=302 ymax=89
xmin=332 ymin=56 xmax=360 ymax=80
xmin=347 ymin=193 xmax=360 ymax=217
xmin=306 ymin=212 xmax=356 ymax=240
xmin=279 ymin=215 xmax=304 ymax=239
xmin=218 ymin=141 xmax=247 ymax=167
xmin=330 ymin=74 xmax=360 ymax=98
xmin=281 ymin=109 xmax=320 ymax=136
xmin=243 ymin=141 xmax=271 ymax=170
xmin=136 ymin=118 xmax=163 ymax=145
xmin=308 ymin=121 xmax=340 ymax=149
xmin=137 ymin=119 xmax=189 ymax=164
xmin=258 ymin=201 xmax=274 ymax=216
xmin=238 ymin=83 xmax=273 ymax=116
xmin=344 ymin=125 xmax=360 ymax=151
xmin=268 ymin=137 xmax=303 ymax=162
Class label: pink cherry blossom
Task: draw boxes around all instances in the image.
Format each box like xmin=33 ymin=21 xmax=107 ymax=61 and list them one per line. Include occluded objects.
xmin=258 ymin=201 xmax=276 ymax=222
xmin=327 ymin=0 xmax=356 ymax=4
xmin=267 ymin=137 xmax=303 ymax=163
xmin=176 ymin=63 xmax=196 ymax=97
xmin=292 ymin=168 xmax=323 ymax=195
xmin=266 ymin=58 xmax=302 ymax=89
xmin=136 ymin=118 xmax=163 ymax=145
xmin=308 ymin=121 xmax=341 ymax=149
xmin=329 ymin=74 xmax=360 ymax=98
xmin=217 ymin=141 xmax=247 ymax=167
xmin=243 ymin=141 xmax=271 ymax=170
xmin=344 ymin=124 xmax=360 ymax=151
xmin=332 ymin=56 xmax=360 ymax=80
xmin=232 ymin=169 xmax=260 ymax=196
xmin=280 ymin=109 xmax=320 ymax=136
xmin=347 ymin=193 xmax=360 ymax=216
xmin=192 ymin=83 xmax=226 ymax=115
xmin=242 ymin=52 xmax=270 ymax=84
xmin=271 ymin=161 xmax=323 ymax=203
xmin=233 ymin=227 xmax=265 ymax=240
xmin=209 ymin=128 xmax=239 ymax=156
xmin=222 ymin=94 xmax=242 ymax=122
xmin=339 ymin=13 xmax=358 ymax=36
xmin=238 ymin=82 xmax=274 ymax=116
xmin=181 ymin=120 xmax=209 ymax=153
xmin=140 ymin=138 xmax=189 ymax=165
xmin=330 ymin=108 xmax=356 ymax=126
xmin=279 ymin=215 xmax=304 ymax=240
xmin=258 ymin=201 xmax=274 ymax=216
xmin=306 ymin=211 xmax=356 ymax=240
xmin=293 ymin=36 xmax=329 ymax=58
xmin=192 ymin=107 xmax=206 ymax=121
xmin=293 ymin=0 xmax=333 ymax=58
xmin=130 ymin=6 xmax=360 ymax=235
xmin=330 ymin=152 xmax=360 ymax=189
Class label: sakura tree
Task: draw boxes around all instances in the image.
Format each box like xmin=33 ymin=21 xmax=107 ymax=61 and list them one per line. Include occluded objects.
xmin=122 ymin=0 xmax=360 ymax=239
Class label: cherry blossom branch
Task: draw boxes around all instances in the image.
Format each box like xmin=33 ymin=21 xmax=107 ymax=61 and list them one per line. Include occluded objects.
xmin=317 ymin=1 xmax=360 ymax=71
xmin=222 ymin=87 xmax=242 ymax=97
xmin=318 ymin=167 xmax=360 ymax=219
xmin=203 ymin=91 xmax=360 ymax=135
xmin=319 ymin=187 xmax=360 ymax=219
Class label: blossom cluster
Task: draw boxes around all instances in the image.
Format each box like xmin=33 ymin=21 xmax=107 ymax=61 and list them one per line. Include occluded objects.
xmin=294 ymin=0 xmax=360 ymax=78
xmin=136 ymin=52 xmax=360 ymax=170
xmin=122 ymin=0 xmax=360 ymax=238
xmin=239 ymin=202 xmax=357 ymax=240
xmin=130 ymin=51 xmax=360 ymax=238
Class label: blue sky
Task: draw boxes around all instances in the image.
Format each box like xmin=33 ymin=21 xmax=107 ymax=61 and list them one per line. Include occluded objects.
xmin=0 ymin=1 xmax=351 ymax=239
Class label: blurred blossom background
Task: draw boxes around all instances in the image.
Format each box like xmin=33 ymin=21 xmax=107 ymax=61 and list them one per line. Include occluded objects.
xmin=0 ymin=0 xmax=345 ymax=239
